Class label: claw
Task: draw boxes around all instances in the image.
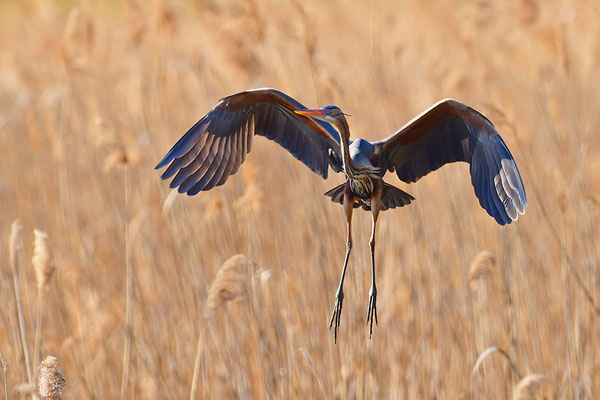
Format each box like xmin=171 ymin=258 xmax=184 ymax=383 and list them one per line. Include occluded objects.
xmin=366 ymin=286 xmax=378 ymax=338
xmin=329 ymin=290 xmax=344 ymax=343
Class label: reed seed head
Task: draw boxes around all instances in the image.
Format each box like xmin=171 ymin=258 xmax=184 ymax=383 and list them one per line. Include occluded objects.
xmin=469 ymin=250 xmax=496 ymax=287
xmin=205 ymin=254 xmax=255 ymax=317
xmin=103 ymin=147 xmax=128 ymax=172
xmin=38 ymin=356 xmax=65 ymax=400
xmin=33 ymin=229 xmax=55 ymax=293
xmin=9 ymin=218 xmax=24 ymax=274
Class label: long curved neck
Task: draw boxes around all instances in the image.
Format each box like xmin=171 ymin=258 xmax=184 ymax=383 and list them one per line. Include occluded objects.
xmin=336 ymin=118 xmax=359 ymax=179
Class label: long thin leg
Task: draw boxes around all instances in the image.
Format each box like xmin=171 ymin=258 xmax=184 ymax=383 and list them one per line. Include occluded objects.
xmin=329 ymin=192 xmax=354 ymax=343
xmin=366 ymin=196 xmax=380 ymax=338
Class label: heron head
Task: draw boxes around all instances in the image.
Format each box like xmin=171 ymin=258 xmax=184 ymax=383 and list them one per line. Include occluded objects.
xmin=294 ymin=105 xmax=348 ymax=124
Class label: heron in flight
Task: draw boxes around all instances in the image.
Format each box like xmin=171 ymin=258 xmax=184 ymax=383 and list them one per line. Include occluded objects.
xmin=156 ymin=88 xmax=527 ymax=341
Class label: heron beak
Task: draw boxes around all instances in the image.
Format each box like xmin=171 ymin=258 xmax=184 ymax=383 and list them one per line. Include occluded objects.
xmin=294 ymin=108 xmax=327 ymax=119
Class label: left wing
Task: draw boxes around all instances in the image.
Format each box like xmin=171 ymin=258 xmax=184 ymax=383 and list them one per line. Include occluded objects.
xmin=374 ymin=99 xmax=527 ymax=225
xmin=155 ymin=88 xmax=342 ymax=195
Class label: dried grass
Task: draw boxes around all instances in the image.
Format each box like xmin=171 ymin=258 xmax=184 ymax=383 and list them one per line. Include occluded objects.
xmin=0 ymin=0 xmax=599 ymax=398
xmin=32 ymin=229 xmax=54 ymax=371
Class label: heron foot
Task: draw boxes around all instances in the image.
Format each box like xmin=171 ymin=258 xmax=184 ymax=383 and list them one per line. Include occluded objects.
xmin=366 ymin=285 xmax=378 ymax=338
xmin=329 ymin=289 xmax=344 ymax=343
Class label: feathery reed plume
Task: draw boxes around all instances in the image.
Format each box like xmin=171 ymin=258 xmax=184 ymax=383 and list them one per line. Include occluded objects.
xmin=202 ymin=198 xmax=224 ymax=224
xmin=63 ymin=5 xmax=95 ymax=69
xmin=33 ymin=230 xmax=54 ymax=293
xmin=103 ymin=147 xmax=128 ymax=173
xmin=513 ymin=374 xmax=551 ymax=400
xmin=205 ymin=255 xmax=254 ymax=315
xmin=9 ymin=219 xmax=23 ymax=274
xmin=161 ymin=189 xmax=179 ymax=216
xmin=33 ymin=229 xmax=55 ymax=370
xmin=9 ymin=219 xmax=34 ymax=386
xmin=152 ymin=0 xmax=177 ymax=34
xmin=124 ymin=0 xmax=147 ymax=46
xmin=38 ymin=356 xmax=65 ymax=400
xmin=469 ymin=251 xmax=495 ymax=288
xmin=0 ymin=348 xmax=7 ymax=400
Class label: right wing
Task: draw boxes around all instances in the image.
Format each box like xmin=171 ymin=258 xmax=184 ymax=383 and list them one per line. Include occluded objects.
xmin=374 ymin=99 xmax=527 ymax=225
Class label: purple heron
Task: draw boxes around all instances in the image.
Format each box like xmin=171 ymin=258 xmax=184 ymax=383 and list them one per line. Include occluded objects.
xmin=156 ymin=88 xmax=527 ymax=341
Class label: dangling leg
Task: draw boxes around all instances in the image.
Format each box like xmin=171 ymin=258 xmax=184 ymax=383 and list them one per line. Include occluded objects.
xmin=329 ymin=191 xmax=354 ymax=343
xmin=366 ymin=193 xmax=381 ymax=338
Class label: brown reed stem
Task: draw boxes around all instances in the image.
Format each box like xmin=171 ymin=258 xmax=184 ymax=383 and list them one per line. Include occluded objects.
xmin=189 ymin=325 xmax=206 ymax=400
xmin=502 ymin=231 xmax=518 ymax=387
xmin=0 ymin=348 xmax=7 ymax=400
xmin=533 ymin=179 xmax=600 ymax=316
xmin=120 ymin=163 xmax=133 ymax=399
xmin=9 ymin=219 xmax=35 ymax=387
xmin=34 ymin=291 xmax=45 ymax=372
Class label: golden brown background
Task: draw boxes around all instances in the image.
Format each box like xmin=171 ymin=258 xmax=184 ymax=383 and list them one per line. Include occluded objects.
xmin=0 ymin=0 xmax=599 ymax=398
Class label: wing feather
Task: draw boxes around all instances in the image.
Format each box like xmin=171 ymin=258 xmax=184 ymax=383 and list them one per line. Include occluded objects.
xmin=375 ymin=99 xmax=526 ymax=225
xmin=156 ymin=88 xmax=342 ymax=195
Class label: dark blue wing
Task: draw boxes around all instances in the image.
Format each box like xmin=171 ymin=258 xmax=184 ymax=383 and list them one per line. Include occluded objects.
xmin=155 ymin=88 xmax=342 ymax=196
xmin=374 ymin=99 xmax=527 ymax=225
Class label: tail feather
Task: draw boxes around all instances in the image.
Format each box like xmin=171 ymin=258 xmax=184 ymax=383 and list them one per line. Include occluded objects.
xmin=324 ymin=182 xmax=414 ymax=211
xmin=380 ymin=183 xmax=414 ymax=211
xmin=324 ymin=184 xmax=361 ymax=208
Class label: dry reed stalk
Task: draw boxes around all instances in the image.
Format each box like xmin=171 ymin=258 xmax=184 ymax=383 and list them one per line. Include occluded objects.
xmin=469 ymin=250 xmax=496 ymax=394
xmin=189 ymin=326 xmax=206 ymax=400
xmin=502 ymin=230 xmax=518 ymax=390
xmin=0 ymin=348 xmax=7 ymax=400
xmin=33 ymin=229 xmax=55 ymax=370
xmin=120 ymin=160 xmax=133 ymax=400
xmin=508 ymin=122 xmax=600 ymax=317
xmin=9 ymin=219 xmax=35 ymax=386
xmin=299 ymin=347 xmax=327 ymax=399
xmin=513 ymin=374 xmax=551 ymax=400
xmin=38 ymin=356 xmax=65 ymax=400
xmin=561 ymin=219 xmax=578 ymax=400
xmin=472 ymin=346 xmax=522 ymax=379
xmin=191 ymin=255 xmax=255 ymax=399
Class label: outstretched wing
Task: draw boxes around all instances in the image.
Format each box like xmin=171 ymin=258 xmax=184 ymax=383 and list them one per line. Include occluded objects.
xmin=374 ymin=99 xmax=527 ymax=225
xmin=155 ymin=88 xmax=342 ymax=195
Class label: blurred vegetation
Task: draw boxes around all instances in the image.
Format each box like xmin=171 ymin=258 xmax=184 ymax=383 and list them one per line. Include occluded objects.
xmin=0 ymin=0 xmax=598 ymax=398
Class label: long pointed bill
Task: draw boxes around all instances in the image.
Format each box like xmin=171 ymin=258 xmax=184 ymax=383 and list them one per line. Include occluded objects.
xmin=294 ymin=108 xmax=328 ymax=118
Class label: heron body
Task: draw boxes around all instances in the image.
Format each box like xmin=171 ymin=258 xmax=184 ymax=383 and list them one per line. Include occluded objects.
xmin=156 ymin=88 xmax=527 ymax=341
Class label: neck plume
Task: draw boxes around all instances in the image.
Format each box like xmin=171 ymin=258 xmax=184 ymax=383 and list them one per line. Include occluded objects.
xmin=336 ymin=118 xmax=359 ymax=179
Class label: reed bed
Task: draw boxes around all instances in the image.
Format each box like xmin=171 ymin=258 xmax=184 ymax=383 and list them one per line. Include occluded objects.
xmin=0 ymin=0 xmax=598 ymax=398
